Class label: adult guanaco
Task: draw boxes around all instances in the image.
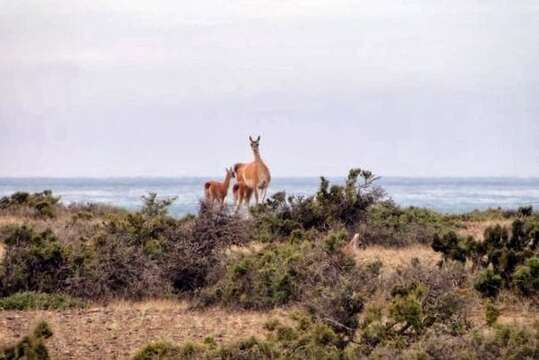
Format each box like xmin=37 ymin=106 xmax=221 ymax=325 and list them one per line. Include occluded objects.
xmin=233 ymin=136 xmax=271 ymax=206
xmin=204 ymin=168 xmax=234 ymax=207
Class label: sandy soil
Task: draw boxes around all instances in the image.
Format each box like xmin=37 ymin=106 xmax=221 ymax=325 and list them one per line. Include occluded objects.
xmin=0 ymin=300 xmax=289 ymax=360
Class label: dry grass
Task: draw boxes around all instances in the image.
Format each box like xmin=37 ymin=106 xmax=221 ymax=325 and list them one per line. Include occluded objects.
xmin=457 ymin=219 xmax=513 ymax=240
xmin=351 ymin=244 xmax=441 ymax=273
xmin=0 ymin=300 xmax=291 ymax=360
xmin=227 ymin=242 xmax=266 ymax=256
xmin=0 ymin=216 xmax=23 ymax=228
xmin=467 ymin=289 xmax=539 ymax=327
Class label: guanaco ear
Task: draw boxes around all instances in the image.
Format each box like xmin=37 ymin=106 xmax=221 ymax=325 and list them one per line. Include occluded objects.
xmin=249 ymin=136 xmax=254 ymax=143
xmin=256 ymin=136 xmax=261 ymax=142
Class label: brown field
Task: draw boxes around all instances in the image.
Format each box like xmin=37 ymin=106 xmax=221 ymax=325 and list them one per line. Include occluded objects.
xmin=0 ymin=300 xmax=290 ymax=360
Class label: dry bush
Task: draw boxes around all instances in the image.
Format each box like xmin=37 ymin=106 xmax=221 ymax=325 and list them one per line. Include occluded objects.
xmin=163 ymin=203 xmax=250 ymax=292
xmin=0 ymin=199 xmax=250 ymax=300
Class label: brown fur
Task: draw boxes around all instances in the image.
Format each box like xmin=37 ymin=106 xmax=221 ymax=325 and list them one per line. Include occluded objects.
xmin=204 ymin=168 xmax=234 ymax=207
xmin=234 ymin=136 xmax=271 ymax=206
xmin=233 ymin=182 xmax=253 ymax=211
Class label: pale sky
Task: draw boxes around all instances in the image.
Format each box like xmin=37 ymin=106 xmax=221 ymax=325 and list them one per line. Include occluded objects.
xmin=1 ymin=0 xmax=538 ymax=177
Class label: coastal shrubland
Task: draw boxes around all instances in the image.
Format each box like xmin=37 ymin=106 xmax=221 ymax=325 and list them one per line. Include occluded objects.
xmin=431 ymin=214 xmax=539 ymax=298
xmin=0 ymin=169 xmax=537 ymax=359
xmin=0 ymin=190 xmax=60 ymax=218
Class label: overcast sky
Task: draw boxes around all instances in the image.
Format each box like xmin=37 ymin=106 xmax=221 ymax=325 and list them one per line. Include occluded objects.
xmin=1 ymin=0 xmax=538 ymax=177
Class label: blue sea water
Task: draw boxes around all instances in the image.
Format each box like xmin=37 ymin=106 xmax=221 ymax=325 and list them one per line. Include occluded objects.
xmin=0 ymin=177 xmax=538 ymax=217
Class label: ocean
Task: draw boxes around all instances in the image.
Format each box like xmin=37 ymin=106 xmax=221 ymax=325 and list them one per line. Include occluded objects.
xmin=0 ymin=177 xmax=538 ymax=217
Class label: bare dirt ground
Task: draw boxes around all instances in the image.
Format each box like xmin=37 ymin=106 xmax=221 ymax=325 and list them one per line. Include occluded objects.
xmin=0 ymin=300 xmax=290 ymax=360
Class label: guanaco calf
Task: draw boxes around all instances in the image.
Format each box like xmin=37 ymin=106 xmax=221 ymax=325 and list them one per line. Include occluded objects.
xmin=204 ymin=168 xmax=234 ymax=207
xmin=232 ymin=181 xmax=253 ymax=211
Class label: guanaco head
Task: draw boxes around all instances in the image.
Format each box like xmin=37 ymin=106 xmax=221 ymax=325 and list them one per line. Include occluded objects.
xmin=249 ymin=135 xmax=261 ymax=152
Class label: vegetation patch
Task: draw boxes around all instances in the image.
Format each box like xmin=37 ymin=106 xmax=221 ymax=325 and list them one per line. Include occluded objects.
xmin=0 ymin=291 xmax=85 ymax=311
xmin=0 ymin=321 xmax=53 ymax=360
xmin=133 ymin=313 xmax=538 ymax=360
xmin=200 ymin=230 xmax=379 ymax=338
xmin=0 ymin=190 xmax=60 ymax=218
xmin=0 ymin=196 xmax=248 ymax=300
xmin=361 ymin=202 xmax=461 ymax=247
xmin=133 ymin=313 xmax=347 ymax=360
xmin=431 ymin=215 xmax=539 ymax=298
xmin=251 ymin=169 xmax=384 ymax=240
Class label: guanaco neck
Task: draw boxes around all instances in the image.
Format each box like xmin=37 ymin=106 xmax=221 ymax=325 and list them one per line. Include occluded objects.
xmin=252 ymin=148 xmax=262 ymax=162
xmin=223 ymin=173 xmax=232 ymax=189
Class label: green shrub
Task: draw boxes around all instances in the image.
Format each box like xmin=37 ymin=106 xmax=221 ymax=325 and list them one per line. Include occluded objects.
xmin=133 ymin=314 xmax=344 ymax=360
xmin=200 ymin=230 xmax=374 ymax=337
xmin=517 ymin=205 xmax=533 ymax=217
xmin=134 ymin=335 xmax=276 ymax=360
xmin=0 ymin=321 xmax=53 ymax=360
xmin=0 ymin=190 xmax=60 ymax=218
xmin=431 ymin=231 xmax=468 ymax=263
xmin=0 ymin=291 xmax=85 ymax=310
xmin=512 ymin=256 xmax=539 ymax=295
xmin=251 ymin=168 xmax=384 ymax=238
xmin=474 ymin=269 xmax=503 ymax=298
xmin=363 ymin=203 xmax=460 ymax=247
xmin=484 ymin=299 xmax=500 ymax=326
xmin=356 ymin=260 xmax=468 ymax=355
xmin=140 ymin=192 xmax=177 ymax=218
xmin=432 ymin=218 xmax=539 ymax=298
xmin=396 ymin=322 xmax=539 ymax=360
xmin=0 ymin=226 xmax=72 ymax=295
xmin=201 ymin=232 xmax=349 ymax=309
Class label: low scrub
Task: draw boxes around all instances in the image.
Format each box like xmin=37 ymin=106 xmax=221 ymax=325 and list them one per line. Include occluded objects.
xmin=133 ymin=315 xmax=538 ymax=360
xmin=397 ymin=322 xmax=539 ymax=360
xmin=0 ymin=190 xmax=60 ymax=218
xmin=0 ymin=321 xmax=53 ymax=360
xmin=0 ymin=226 xmax=72 ymax=295
xmin=251 ymin=169 xmax=384 ymax=239
xmin=0 ymin=291 xmax=85 ymax=310
xmin=353 ymin=260 xmax=469 ymax=356
xmin=361 ymin=202 xmax=460 ymax=247
xmin=134 ymin=313 xmax=346 ymax=360
xmin=200 ymin=230 xmax=378 ymax=336
xmin=0 ymin=197 xmax=248 ymax=300
xmin=431 ymin=217 xmax=539 ymax=298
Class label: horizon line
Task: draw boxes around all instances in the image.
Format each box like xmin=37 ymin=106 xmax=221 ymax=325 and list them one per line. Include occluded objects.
xmin=1 ymin=175 xmax=538 ymax=180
